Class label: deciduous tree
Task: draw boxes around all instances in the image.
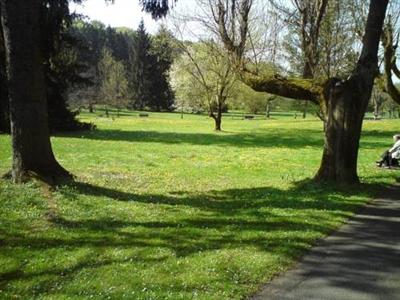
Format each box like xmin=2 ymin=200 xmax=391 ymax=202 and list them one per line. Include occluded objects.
xmin=213 ymin=0 xmax=389 ymax=183
xmin=98 ymin=47 xmax=129 ymax=117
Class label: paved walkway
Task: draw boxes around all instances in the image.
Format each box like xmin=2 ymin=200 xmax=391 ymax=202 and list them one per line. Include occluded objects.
xmin=252 ymin=185 xmax=400 ymax=300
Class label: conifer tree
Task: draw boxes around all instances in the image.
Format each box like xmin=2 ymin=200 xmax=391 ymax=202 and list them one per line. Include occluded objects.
xmin=128 ymin=20 xmax=155 ymax=109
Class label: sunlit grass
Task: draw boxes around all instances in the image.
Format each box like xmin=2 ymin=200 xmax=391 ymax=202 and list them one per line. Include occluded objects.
xmin=0 ymin=110 xmax=398 ymax=299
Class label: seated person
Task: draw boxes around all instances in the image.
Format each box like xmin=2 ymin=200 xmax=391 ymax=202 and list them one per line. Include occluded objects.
xmin=377 ymin=134 xmax=400 ymax=168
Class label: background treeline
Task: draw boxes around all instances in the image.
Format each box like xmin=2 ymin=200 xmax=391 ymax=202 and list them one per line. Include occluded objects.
xmin=68 ymin=20 xmax=177 ymax=114
xmin=1 ymin=1 xmax=399 ymax=136
xmin=0 ymin=2 xmax=177 ymax=134
xmin=0 ymin=1 xmax=94 ymax=133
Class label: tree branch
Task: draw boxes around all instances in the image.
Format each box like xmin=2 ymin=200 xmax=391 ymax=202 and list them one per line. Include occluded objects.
xmin=383 ymin=21 xmax=400 ymax=105
xmin=239 ymin=69 xmax=323 ymax=104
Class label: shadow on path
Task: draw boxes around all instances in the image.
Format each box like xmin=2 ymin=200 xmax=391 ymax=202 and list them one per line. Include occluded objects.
xmin=252 ymin=185 xmax=400 ymax=300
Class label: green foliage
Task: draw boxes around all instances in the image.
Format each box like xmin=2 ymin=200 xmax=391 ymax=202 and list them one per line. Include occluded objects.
xmin=0 ymin=0 xmax=93 ymax=133
xmin=230 ymin=82 xmax=271 ymax=114
xmin=172 ymin=41 xmax=235 ymax=114
xmin=98 ymin=48 xmax=129 ymax=116
xmin=70 ymin=20 xmax=176 ymax=112
xmin=128 ymin=21 xmax=156 ymax=110
xmin=140 ymin=0 xmax=176 ymax=19
xmin=0 ymin=112 xmax=398 ymax=299
xmin=149 ymin=25 xmax=176 ymax=111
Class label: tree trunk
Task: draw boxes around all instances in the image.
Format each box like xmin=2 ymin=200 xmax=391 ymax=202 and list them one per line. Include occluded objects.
xmin=0 ymin=13 xmax=9 ymax=133
xmin=215 ymin=96 xmax=224 ymax=131
xmin=302 ymin=100 xmax=308 ymax=119
xmin=1 ymin=0 xmax=71 ymax=183
xmin=266 ymin=102 xmax=271 ymax=118
xmin=214 ymin=113 xmax=222 ymax=131
xmin=315 ymin=79 xmax=367 ymax=183
xmin=373 ymin=101 xmax=379 ymax=120
xmin=88 ymin=100 xmax=94 ymax=113
xmin=315 ymin=0 xmax=388 ymax=184
xmin=211 ymin=111 xmax=222 ymax=131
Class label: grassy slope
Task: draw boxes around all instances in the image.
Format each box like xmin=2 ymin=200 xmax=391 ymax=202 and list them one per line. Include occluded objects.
xmin=0 ymin=111 xmax=398 ymax=299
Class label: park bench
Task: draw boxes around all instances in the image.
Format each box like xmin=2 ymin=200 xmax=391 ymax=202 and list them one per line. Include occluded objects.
xmin=139 ymin=113 xmax=149 ymax=117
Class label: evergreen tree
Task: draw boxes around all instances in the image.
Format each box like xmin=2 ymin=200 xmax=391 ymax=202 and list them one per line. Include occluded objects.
xmin=150 ymin=25 xmax=176 ymax=111
xmin=128 ymin=20 xmax=155 ymax=110
xmin=0 ymin=1 xmax=93 ymax=133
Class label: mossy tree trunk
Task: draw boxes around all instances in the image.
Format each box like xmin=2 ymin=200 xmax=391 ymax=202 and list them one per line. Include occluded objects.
xmin=314 ymin=79 xmax=367 ymax=183
xmin=216 ymin=0 xmax=388 ymax=184
xmin=1 ymin=0 xmax=71 ymax=183
xmin=315 ymin=0 xmax=387 ymax=183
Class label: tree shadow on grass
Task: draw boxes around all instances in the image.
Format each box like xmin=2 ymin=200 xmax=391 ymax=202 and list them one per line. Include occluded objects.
xmin=64 ymin=180 xmax=371 ymax=215
xmin=58 ymin=128 xmax=325 ymax=149
xmin=58 ymin=128 xmax=393 ymax=150
xmin=0 ymin=180 xmax=392 ymax=297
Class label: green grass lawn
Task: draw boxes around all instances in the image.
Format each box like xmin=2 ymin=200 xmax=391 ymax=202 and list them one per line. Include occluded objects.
xmin=0 ymin=111 xmax=399 ymax=299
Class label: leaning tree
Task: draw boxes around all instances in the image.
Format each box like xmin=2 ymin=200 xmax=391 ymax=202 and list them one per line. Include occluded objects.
xmin=213 ymin=0 xmax=388 ymax=183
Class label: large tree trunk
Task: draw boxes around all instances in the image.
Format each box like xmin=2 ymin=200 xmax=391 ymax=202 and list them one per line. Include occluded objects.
xmin=315 ymin=0 xmax=388 ymax=183
xmin=1 ymin=0 xmax=71 ymax=183
xmin=315 ymin=79 xmax=368 ymax=183
xmin=0 ymin=14 xmax=9 ymax=133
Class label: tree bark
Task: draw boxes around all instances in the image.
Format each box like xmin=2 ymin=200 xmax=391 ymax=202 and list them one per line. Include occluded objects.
xmin=88 ymin=100 xmax=94 ymax=113
xmin=302 ymin=100 xmax=308 ymax=119
xmin=373 ymin=102 xmax=379 ymax=120
xmin=210 ymin=94 xmax=225 ymax=131
xmin=214 ymin=114 xmax=222 ymax=131
xmin=314 ymin=79 xmax=366 ymax=183
xmin=211 ymin=108 xmax=222 ymax=131
xmin=1 ymin=0 xmax=71 ymax=183
xmin=315 ymin=0 xmax=388 ymax=183
xmin=0 ymin=11 xmax=9 ymax=133
xmin=266 ymin=103 xmax=271 ymax=118
xmin=382 ymin=20 xmax=400 ymax=105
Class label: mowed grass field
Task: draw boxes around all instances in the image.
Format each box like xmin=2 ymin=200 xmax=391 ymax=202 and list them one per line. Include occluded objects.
xmin=0 ymin=110 xmax=399 ymax=299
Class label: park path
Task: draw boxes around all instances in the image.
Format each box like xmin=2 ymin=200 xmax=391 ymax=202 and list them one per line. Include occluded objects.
xmin=252 ymin=185 xmax=400 ymax=300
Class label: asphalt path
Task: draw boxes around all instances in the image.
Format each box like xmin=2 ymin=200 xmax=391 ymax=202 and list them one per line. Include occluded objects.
xmin=252 ymin=185 xmax=400 ymax=300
